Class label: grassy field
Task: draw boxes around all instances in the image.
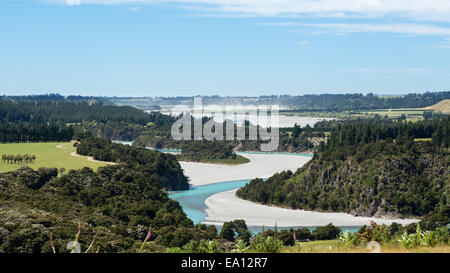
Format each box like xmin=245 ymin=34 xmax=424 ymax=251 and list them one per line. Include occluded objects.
xmin=281 ymin=108 xmax=432 ymax=120
xmin=351 ymin=108 xmax=431 ymax=119
xmin=424 ymin=99 xmax=450 ymax=114
xmin=281 ymin=240 xmax=450 ymax=253
xmin=0 ymin=142 xmax=107 ymax=173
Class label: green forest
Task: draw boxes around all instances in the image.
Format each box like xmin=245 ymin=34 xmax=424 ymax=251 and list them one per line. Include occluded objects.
xmin=0 ymin=164 xmax=216 ymax=253
xmin=109 ymin=91 xmax=450 ymax=112
xmin=237 ymin=117 xmax=450 ymax=218
xmin=75 ymin=137 xmax=189 ymax=190
xmin=176 ymin=141 xmax=250 ymax=165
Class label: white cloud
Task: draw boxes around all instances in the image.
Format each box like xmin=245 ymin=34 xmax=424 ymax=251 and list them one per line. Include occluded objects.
xmin=65 ymin=0 xmax=81 ymax=5
xmin=297 ymin=40 xmax=309 ymax=46
xmin=51 ymin=0 xmax=450 ymax=21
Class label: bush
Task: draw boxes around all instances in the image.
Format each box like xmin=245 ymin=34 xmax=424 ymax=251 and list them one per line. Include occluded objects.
xmin=418 ymin=213 xmax=450 ymax=231
xmin=171 ymin=239 xmax=222 ymax=253
xmin=388 ymin=222 xmax=403 ymax=237
xmin=219 ymin=219 xmax=250 ymax=242
xmin=356 ymin=222 xmax=391 ymax=243
xmin=220 ymin=222 xmax=235 ymax=241
xmin=339 ymin=231 xmax=359 ymax=248
xmin=295 ymin=227 xmax=313 ymax=241
xmin=312 ymin=224 xmax=341 ymax=240
xmin=250 ymin=236 xmax=283 ymax=253
xmin=433 ymin=226 xmax=449 ymax=244
xmin=233 ymin=240 xmax=250 ymax=253
xmin=277 ymin=230 xmax=295 ymax=246
xmin=398 ymin=225 xmax=442 ymax=248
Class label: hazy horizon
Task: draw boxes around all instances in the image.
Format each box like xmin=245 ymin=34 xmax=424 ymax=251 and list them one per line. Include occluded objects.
xmin=1 ymin=90 xmax=448 ymax=98
xmin=1 ymin=1 xmax=450 ymax=96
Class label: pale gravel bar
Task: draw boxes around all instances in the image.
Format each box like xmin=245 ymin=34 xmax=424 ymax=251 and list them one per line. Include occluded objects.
xmin=203 ymin=189 xmax=419 ymax=227
xmin=178 ymin=152 xmax=419 ymax=227
xmin=179 ymin=153 xmax=312 ymax=186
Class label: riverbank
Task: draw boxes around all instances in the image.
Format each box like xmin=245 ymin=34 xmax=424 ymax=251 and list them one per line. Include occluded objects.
xmin=179 ymin=152 xmax=311 ymax=186
xmin=203 ymin=189 xmax=419 ymax=227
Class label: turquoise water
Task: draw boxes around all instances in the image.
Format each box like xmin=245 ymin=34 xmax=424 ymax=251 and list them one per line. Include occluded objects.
xmin=169 ymin=179 xmax=251 ymax=225
xmin=169 ymin=179 xmax=361 ymax=234
xmin=157 ymin=148 xmax=181 ymax=153
xmin=111 ymin=140 xmax=133 ymax=145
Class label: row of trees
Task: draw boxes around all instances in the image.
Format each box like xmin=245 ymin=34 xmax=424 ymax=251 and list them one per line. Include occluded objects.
xmin=1 ymin=154 xmax=36 ymax=164
xmin=0 ymin=99 xmax=152 ymax=125
xmin=274 ymin=91 xmax=450 ymax=111
xmin=113 ymin=91 xmax=450 ymax=112
xmin=0 ymin=121 xmax=74 ymax=143
xmin=0 ymin=97 xmax=169 ymax=144
xmin=325 ymin=116 xmax=449 ymax=149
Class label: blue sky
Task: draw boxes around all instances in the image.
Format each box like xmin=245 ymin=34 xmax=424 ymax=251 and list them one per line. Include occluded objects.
xmin=1 ymin=0 xmax=450 ymax=97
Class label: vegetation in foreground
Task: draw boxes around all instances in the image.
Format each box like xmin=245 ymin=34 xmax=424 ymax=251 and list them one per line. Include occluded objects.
xmin=162 ymin=217 xmax=449 ymax=254
xmin=0 ymin=150 xmax=208 ymax=253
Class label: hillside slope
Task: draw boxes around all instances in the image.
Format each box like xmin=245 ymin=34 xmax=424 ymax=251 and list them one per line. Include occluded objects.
xmin=425 ymin=99 xmax=450 ymax=114
xmin=237 ymin=117 xmax=450 ymax=218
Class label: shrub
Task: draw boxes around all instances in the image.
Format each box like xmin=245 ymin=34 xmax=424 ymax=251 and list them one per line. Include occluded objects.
xmin=233 ymin=240 xmax=250 ymax=253
xmin=339 ymin=231 xmax=359 ymax=248
xmin=433 ymin=226 xmax=449 ymax=244
xmin=250 ymin=236 xmax=283 ymax=253
xmin=295 ymin=227 xmax=313 ymax=241
xmin=168 ymin=239 xmax=222 ymax=253
xmin=388 ymin=222 xmax=403 ymax=237
xmin=277 ymin=230 xmax=295 ymax=246
xmin=399 ymin=231 xmax=413 ymax=249
xmin=418 ymin=213 xmax=450 ymax=231
xmin=312 ymin=224 xmax=341 ymax=240
xmin=219 ymin=219 xmax=250 ymax=242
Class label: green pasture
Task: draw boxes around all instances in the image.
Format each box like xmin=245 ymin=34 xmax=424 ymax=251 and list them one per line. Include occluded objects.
xmin=0 ymin=142 xmax=107 ymax=173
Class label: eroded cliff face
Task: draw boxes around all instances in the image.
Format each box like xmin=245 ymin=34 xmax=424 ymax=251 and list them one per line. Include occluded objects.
xmin=301 ymin=152 xmax=448 ymax=218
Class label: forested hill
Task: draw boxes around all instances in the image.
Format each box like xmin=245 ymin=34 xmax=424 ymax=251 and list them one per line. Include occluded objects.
xmin=176 ymin=141 xmax=250 ymax=165
xmin=109 ymin=91 xmax=450 ymax=111
xmin=275 ymin=92 xmax=450 ymax=111
xmin=0 ymin=164 xmax=214 ymax=253
xmin=0 ymin=98 xmax=176 ymax=142
xmin=3 ymin=91 xmax=450 ymax=112
xmin=237 ymin=117 xmax=450 ymax=218
xmin=76 ymin=137 xmax=189 ymax=190
xmin=0 ymin=99 xmax=151 ymax=124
